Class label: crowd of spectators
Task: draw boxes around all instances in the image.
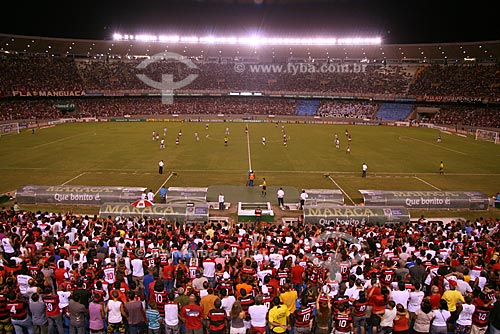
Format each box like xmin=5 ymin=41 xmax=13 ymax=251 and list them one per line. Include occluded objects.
xmin=1 ymin=55 xmax=499 ymax=101
xmin=0 ymin=205 xmax=500 ymax=334
xmin=77 ymin=60 xmax=412 ymax=96
xmin=408 ymin=64 xmax=500 ymax=100
xmin=1 ymin=55 xmax=500 ymax=126
xmin=428 ymin=105 xmax=500 ymax=128
xmin=2 ymin=97 xmax=499 ymax=129
xmin=0 ymin=97 xmax=297 ymax=120
xmin=0 ymin=55 xmax=83 ymax=93
xmin=317 ymin=101 xmax=379 ymax=119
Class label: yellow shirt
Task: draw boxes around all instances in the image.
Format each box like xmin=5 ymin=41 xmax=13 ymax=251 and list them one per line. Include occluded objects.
xmin=441 ymin=290 xmax=464 ymax=312
xmin=200 ymin=294 xmax=218 ymax=318
xmin=268 ymin=305 xmax=290 ymax=333
xmin=280 ymin=290 xmax=298 ymax=313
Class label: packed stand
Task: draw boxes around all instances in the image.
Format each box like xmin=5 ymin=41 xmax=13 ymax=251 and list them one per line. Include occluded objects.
xmin=408 ymin=64 xmax=500 ymax=100
xmin=1 ymin=205 xmax=500 ymax=334
xmin=0 ymin=54 xmax=83 ymax=93
xmin=317 ymin=101 xmax=379 ymax=119
xmin=429 ymin=105 xmax=500 ymax=128
xmin=0 ymin=97 xmax=297 ymax=120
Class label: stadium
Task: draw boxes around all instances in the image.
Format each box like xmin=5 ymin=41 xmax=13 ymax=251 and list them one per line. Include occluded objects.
xmin=0 ymin=1 xmax=500 ymax=333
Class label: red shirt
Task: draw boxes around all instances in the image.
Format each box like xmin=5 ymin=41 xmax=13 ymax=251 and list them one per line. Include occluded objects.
xmin=42 ymin=294 xmax=61 ymax=316
xmin=162 ymin=265 xmax=175 ymax=280
xmin=7 ymin=300 xmax=28 ymax=320
xmin=291 ymin=265 xmax=305 ymax=284
xmin=181 ymin=304 xmax=204 ymax=330
xmin=333 ymin=313 xmax=352 ymax=332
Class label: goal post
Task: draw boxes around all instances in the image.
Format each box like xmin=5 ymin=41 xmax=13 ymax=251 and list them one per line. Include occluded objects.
xmin=475 ymin=129 xmax=500 ymax=144
xmin=0 ymin=123 xmax=20 ymax=136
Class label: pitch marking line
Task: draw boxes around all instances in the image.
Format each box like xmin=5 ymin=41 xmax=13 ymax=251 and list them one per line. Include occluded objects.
xmin=61 ymin=172 xmax=87 ymax=186
xmin=398 ymin=136 xmax=467 ymax=155
xmin=413 ymin=176 xmax=442 ymax=191
xmin=327 ymin=175 xmax=356 ymax=205
xmin=3 ymin=167 xmax=500 ymax=177
xmin=32 ymin=132 xmax=89 ymax=149
xmin=246 ymin=125 xmax=252 ymax=170
xmin=155 ymin=172 xmax=175 ymax=196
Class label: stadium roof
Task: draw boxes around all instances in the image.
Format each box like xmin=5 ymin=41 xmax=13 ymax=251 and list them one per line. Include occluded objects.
xmin=1 ymin=33 xmax=499 ymax=63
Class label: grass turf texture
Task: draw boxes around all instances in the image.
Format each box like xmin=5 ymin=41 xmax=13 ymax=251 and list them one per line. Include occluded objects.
xmin=0 ymin=121 xmax=499 ymax=218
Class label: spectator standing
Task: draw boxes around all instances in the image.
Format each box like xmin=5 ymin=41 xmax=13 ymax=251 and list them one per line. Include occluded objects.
xmin=299 ymin=190 xmax=308 ymax=210
xmin=230 ymin=301 xmax=246 ymax=334
xmin=89 ymin=293 xmax=105 ymax=334
xmin=125 ymin=292 xmax=146 ymax=334
xmin=268 ymin=296 xmax=290 ymax=334
xmin=277 ymin=188 xmax=285 ymax=208
xmin=413 ymin=301 xmax=434 ymax=334
xmin=146 ymin=302 xmax=162 ymax=334
xmin=218 ymin=193 xmax=224 ymax=211
xmin=7 ymin=292 xmax=33 ymax=334
xmin=29 ymin=293 xmax=48 ymax=334
xmin=106 ymin=291 xmax=127 ymax=334
xmin=180 ymin=294 xmax=204 ymax=334
xmin=393 ymin=304 xmax=409 ymax=334
xmin=207 ymin=298 xmax=227 ymax=334
xmin=147 ymin=189 xmax=154 ymax=202
xmin=163 ymin=293 xmax=180 ymax=334
xmin=248 ymin=295 xmax=268 ymax=334
xmin=431 ymin=300 xmax=450 ymax=334
xmin=380 ymin=300 xmax=397 ymax=334
xmin=42 ymin=288 xmax=64 ymax=334
xmin=455 ymin=296 xmax=475 ymax=334
xmin=68 ymin=294 xmax=88 ymax=334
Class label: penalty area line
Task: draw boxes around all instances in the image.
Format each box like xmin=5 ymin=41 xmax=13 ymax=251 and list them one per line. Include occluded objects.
xmin=327 ymin=175 xmax=356 ymax=205
xmin=61 ymin=172 xmax=87 ymax=186
xmin=413 ymin=176 xmax=441 ymax=190
xmin=155 ymin=172 xmax=175 ymax=196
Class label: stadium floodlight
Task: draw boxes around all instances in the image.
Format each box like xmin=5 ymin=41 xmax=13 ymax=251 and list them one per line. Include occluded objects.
xmin=159 ymin=35 xmax=180 ymax=43
xmin=112 ymin=33 xmax=382 ymax=46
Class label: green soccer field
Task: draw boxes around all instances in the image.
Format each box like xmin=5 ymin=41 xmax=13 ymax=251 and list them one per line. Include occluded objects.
xmin=1 ymin=121 xmax=499 ymax=206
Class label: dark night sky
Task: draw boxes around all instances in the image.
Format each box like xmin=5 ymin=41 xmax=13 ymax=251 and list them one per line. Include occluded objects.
xmin=1 ymin=0 xmax=498 ymax=44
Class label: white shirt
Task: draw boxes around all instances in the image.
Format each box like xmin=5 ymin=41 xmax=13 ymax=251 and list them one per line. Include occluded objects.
xmin=17 ymin=275 xmax=33 ymax=295
xmin=147 ymin=191 xmax=154 ymax=202
xmin=380 ymin=307 xmax=397 ymax=327
xmin=390 ymin=290 xmax=410 ymax=308
xmin=408 ymin=291 xmax=425 ymax=312
xmin=456 ymin=304 xmax=475 ymax=326
xmin=218 ymin=194 xmax=224 ymax=203
xmin=131 ymin=258 xmax=145 ymax=277
xmin=57 ymin=291 xmax=71 ymax=308
xmin=249 ymin=305 xmax=268 ymax=327
xmin=300 ymin=192 xmax=308 ymax=201
xmin=362 ymin=164 xmax=368 ymax=171
xmin=164 ymin=303 xmax=179 ymax=326
xmin=159 ymin=161 xmax=164 ymax=167
xmin=202 ymin=259 xmax=216 ymax=278
xmin=221 ymin=296 xmax=236 ymax=316
xmin=277 ymin=189 xmax=285 ymax=198
xmin=432 ymin=309 xmax=451 ymax=327
xmin=107 ymin=300 xmax=123 ymax=324
xmin=1 ymin=238 xmax=14 ymax=254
